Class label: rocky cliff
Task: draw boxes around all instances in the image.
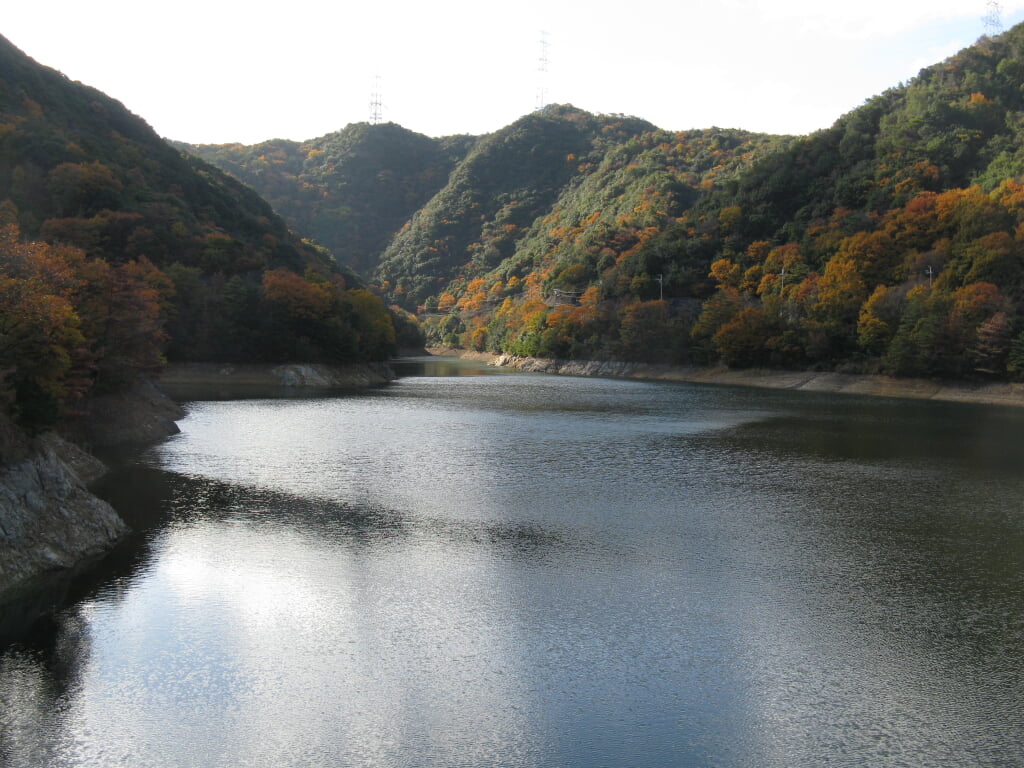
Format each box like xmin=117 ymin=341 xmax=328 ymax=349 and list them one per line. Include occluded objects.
xmin=0 ymin=378 xmax=187 ymax=604
xmin=0 ymin=420 xmax=128 ymax=601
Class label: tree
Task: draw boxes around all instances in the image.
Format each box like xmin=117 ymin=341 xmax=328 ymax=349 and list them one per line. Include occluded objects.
xmin=343 ymin=289 xmax=397 ymax=360
xmin=805 ymin=256 xmax=867 ymax=360
xmin=712 ymin=307 xmax=772 ymax=367
xmin=47 ymin=161 xmax=123 ymax=217
xmin=617 ymin=300 xmax=674 ymax=362
xmin=0 ymin=225 xmax=89 ymax=428
xmin=857 ymin=285 xmax=904 ymax=357
xmin=262 ymin=268 xmax=335 ymax=321
xmin=970 ymin=310 xmax=1011 ymax=374
xmin=691 ymin=287 xmax=744 ymax=362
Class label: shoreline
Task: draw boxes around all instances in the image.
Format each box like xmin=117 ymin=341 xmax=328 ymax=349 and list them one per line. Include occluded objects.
xmin=156 ymin=361 xmax=395 ymax=401
xmin=426 ymin=348 xmax=1024 ymax=409
xmin=1 ymin=360 xmax=397 ymax=610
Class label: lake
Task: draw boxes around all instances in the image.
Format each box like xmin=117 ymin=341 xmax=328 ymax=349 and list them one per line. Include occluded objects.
xmin=2 ymin=357 xmax=1023 ymax=767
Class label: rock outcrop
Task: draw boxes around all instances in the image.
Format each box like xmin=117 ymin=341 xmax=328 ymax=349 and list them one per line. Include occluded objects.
xmin=0 ymin=421 xmax=127 ymax=601
xmin=493 ymin=355 xmax=647 ymax=378
xmin=59 ymin=378 xmax=186 ymax=450
xmin=157 ymin=362 xmax=395 ymax=400
xmin=1 ymin=377 xmax=186 ymax=604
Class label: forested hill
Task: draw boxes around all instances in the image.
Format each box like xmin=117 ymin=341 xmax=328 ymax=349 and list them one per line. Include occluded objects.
xmin=384 ymin=25 xmax=1024 ymax=379
xmin=665 ymin=24 xmax=1024 ymax=377
xmin=375 ymin=107 xmax=790 ymax=310
xmin=0 ymin=34 xmax=399 ymax=431
xmin=186 ymin=107 xmax=790 ymax=308
xmin=180 ymin=24 xmax=1024 ymax=382
xmin=177 ymin=124 xmax=476 ymax=277
xmin=0 ymin=34 xmax=330 ymax=275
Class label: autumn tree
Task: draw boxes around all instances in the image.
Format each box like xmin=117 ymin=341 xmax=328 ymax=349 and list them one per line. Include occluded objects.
xmin=617 ymin=300 xmax=675 ymax=362
xmin=73 ymin=256 xmax=170 ymax=391
xmin=712 ymin=306 xmax=772 ymax=367
xmin=0 ymin=226 xmax=89 ymax=427
xmin=343 ymin=288 xmax=397 ymax=360
xmin=857 ymin=285 xmax=905 ymax=357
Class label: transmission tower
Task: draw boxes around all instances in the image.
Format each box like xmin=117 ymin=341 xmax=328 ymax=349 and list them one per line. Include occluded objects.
xmin=983 ymin=1 xmax=1004 ymax=36
xmin=369 ymin=75 xmax=383 ymax=125
xmin=535 ymin=31 xmax=550 ymax=112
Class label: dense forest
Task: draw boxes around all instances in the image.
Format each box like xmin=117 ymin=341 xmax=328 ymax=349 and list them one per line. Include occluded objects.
xmin=176 ymin=125 xmax=476 ymax=277
xmin=189 ymin=24 xmax=1024 ymax=381
xmin=7 ymin=19 xmax=1024 ymax=440
xmin=0 ymin=34 xmax=401 ymax=431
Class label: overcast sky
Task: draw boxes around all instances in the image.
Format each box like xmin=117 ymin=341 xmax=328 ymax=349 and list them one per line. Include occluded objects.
xmin=5 ymin=1 xmax=1024 ymax=145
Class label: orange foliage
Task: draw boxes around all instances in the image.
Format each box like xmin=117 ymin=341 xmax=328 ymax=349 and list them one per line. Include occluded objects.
xmin=437 ymin=292 xmax=457 ymax=313
xmin=709 ymin=258 xmax=741 ymax=289
xmin=951 ymin=282 xmax=1007 ymax=327
xmin=262 ymin=268 xmax=335 ymax=320
xmin=0 ymin=224 xmax=170 ymax=423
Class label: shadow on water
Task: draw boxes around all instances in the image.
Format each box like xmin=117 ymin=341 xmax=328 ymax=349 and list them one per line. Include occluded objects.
xmin=688 ymin=393 xmax=1024 ymax=669
xmin=712 ymin=392 xmax=1024 ymax=470
xmin=5 ymin=371 xmax=1024 ymax=768
xmin=2 ymin=454 xmax=577 ymax=645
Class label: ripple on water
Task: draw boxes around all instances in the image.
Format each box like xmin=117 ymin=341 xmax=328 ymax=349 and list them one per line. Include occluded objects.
xmin=3 ymin=369 xmax=1024 ymax=767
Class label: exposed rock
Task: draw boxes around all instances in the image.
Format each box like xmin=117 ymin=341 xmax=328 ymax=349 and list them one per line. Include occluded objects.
xmin=60 ymin=378 xmax=185 ymax=450
xmin=271 ymin=362 xmax=395 ymax=388
xmin=487 ymin=353 xmax=1024 ymax=408
xmin=158 ymin=362 xmax=395 ymax=400
xmin=1 ymin=377 xmax=186 ymax=606
xmin=0 ymin=423 xmax=127 ymax=602
xmin=39 ymin=432 xmax=108 ymax=486
xmin=494 ymin=355 xmax=645 ymax=378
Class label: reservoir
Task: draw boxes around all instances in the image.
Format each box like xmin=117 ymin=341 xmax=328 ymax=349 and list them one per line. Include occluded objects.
xmin=2 ymin=358 xmax=1023 ymax=767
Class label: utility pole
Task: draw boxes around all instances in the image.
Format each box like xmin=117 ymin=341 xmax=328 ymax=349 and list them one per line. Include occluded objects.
xmin=926 ymin=265 xmax=934 ymax=288
xmin=656 ymin=274 xmax=664 ymax=301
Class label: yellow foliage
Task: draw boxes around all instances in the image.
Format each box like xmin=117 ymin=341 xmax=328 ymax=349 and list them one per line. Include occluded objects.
xmin=709 ymin=258 xmax=741 ymax=289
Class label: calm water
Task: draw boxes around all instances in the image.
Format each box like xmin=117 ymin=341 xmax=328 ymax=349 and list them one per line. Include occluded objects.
xmin=2 ymin=358 xmax=1024 ymax=767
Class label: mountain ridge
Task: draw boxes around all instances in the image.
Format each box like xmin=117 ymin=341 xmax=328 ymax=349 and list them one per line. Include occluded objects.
xmin=26 ymin=22 xmax=1024 ymax=384
xmin=0 ymin=32 xmax=400 ymax=433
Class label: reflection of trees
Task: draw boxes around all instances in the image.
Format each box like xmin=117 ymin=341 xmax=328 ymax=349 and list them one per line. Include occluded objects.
xmin=149 ymin=469 xmax=577 ymax=559
xmin=711 ymin=400 xmax=1024 ymax=668
xmin=1 ymin=647 xmax=57 ymax=767
xmin=0 ymin=609 xmax=92 ymax=767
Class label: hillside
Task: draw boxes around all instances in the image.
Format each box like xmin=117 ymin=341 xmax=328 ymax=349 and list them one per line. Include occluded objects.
xmin=663 ymin=25 xmax=1024 ymax=377
xmin=177 ymin=25 xmax=1024 ymax=383
xmin=0 ymin=34 xmax=398 ymax=431
xmin=406 ymin=26 xmax=1024 ymax=379
xmin=0 ymin=34 xmax=331 ymax=275
xmin=188 ymin=105 xmax=789 ymax=315
xmin=178 ymin=124 xmax=475 ymax=277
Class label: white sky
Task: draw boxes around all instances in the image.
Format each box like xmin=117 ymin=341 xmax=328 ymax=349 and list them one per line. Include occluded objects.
xmin=5 ymin=1 xmax=1024 ymax=145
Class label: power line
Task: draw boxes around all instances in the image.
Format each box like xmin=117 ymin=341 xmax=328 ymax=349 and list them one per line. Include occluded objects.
xmin=983 ymin=1 xmax=1004 ymax=36
xmin=369 ymin=74 xmax=383 ymax=125
xmin=536 ymin=31 xmax=550 ymax=111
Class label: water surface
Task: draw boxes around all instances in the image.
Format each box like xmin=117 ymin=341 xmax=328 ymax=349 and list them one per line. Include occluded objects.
xmin=2 ymin=359 xmax=1023 ymax=767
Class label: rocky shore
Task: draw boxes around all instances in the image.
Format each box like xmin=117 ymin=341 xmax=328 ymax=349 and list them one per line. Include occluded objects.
xmin=157 ymin=361 xmax=395 ymax=400
xmin=0 ymin=419 xmax=128 ymax=603
xmin=6 ymin=349 xmax=1021 ymax=607
xmin=430 ymin=349 xmax=1024 ymax=409
xmin=0 ymin=361 xmax=394 ymax=607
